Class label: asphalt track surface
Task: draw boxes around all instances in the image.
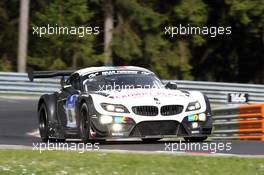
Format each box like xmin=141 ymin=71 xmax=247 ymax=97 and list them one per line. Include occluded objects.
xmin=0 ymin=97 xmax=263 ymax=156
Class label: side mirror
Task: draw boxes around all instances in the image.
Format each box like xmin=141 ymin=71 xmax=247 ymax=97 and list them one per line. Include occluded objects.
xmin=165 ymin=82 xmax=177 ymax=90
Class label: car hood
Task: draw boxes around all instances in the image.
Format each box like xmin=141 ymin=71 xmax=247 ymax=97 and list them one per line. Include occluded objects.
xmin=90 ymin=88 xmax=194 ymax=105
xmin=88 ymin=88 xmax=207 ymax=117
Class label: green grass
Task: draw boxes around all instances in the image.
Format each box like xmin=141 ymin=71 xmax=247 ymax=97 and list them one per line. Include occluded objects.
xmin=0 ymin=150 xmax=263 ymax=175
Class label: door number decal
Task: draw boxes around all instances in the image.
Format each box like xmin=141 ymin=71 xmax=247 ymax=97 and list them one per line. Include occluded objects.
xmin=65 ymin=95 xmax=78 ymax=128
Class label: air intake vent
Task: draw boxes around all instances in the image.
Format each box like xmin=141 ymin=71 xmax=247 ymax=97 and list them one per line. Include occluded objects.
xmin=132 ymin=106 xmax=158 ymax=116
xmin=160 ymin=105 xmax=183 ymax=116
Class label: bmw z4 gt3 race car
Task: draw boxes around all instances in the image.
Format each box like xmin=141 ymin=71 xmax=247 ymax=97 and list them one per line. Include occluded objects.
xmin=28 ymin=66 xmax=213 ymax=142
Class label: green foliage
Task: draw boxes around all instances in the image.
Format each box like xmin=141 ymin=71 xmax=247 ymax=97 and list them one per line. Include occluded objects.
xmin=0 ymin=0 xmax=263 ymax=83
xmin=174 ymin=0 xmax=208 ymax=26
xmin=29 ymin=0 xmax=102 ymax=70
xmin=115 ymin=0 xmax=165 ymax=31
xmin=50 ymin=58 xmax=67 ymax=70
xmin=0 ymin=0 xmax=18 ymax=72
xmin=226 ymin=0 xmax=264 ymax=26
xmin=113 ymin=16 xmax=142 ymax=61
xmin=0 ymin=59 xmax=12 ymax=71
xmin=27 ymin=57 xmax=47 ymax=70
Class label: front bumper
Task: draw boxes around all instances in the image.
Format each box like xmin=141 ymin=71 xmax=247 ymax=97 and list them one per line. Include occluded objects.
xmin=89 ymin=113 xmax=213 ymax=139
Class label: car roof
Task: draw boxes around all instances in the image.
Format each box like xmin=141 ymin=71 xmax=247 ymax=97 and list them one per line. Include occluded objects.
xmin=75 ymin=66 xmax=154 ymax=76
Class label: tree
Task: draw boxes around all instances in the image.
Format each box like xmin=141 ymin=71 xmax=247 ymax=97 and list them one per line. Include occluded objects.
xmin=28 ymin=0 xmax=102 ymax=70
xmin=103 ymin=0 xmax=114 ymax=66
xmin=0 ymin=0 xmax=19 ymax=72
xmin=17 ymin=0 xmax=30 ymax=73
xmin=191 ymin=0 xmax=264 ymax=83
xmin=0 ymin=0 xmax=263 ymax=83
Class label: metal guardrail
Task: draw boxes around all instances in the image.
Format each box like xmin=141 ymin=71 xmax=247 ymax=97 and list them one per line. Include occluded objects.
xmin=0 ymin=72 xmax=264 ymax=105
xmin=212 ymin=104 xmax=264 ymax=141
xmin=170 ymin=80 xmax=264 ymax=105
xmin=0 ymin=72 xmax=60 ymax=95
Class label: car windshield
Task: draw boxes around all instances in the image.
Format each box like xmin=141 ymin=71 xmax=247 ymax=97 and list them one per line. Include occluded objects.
xmin=83 ymin=74 xmax=164 ymax=91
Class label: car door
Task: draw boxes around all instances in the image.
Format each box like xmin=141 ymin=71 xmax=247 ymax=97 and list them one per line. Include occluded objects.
xmin=57 ymin=74 xmax=81 ymax=128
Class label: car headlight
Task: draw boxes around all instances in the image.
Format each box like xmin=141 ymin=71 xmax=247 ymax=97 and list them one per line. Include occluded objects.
xmin=186 ymin=101 xmax=201 ymax=111
xmin=101 ymin=103 xmax=129 ymax=113
xmin=100 ymin=115 xmax=113 ymax=124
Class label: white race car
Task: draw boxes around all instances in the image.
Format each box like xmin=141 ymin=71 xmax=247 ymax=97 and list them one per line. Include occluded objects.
xmin=29 ymin=66 xmax=213 ymax=142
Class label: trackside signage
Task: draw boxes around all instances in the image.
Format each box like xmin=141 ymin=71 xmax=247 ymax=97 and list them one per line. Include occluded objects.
xmin=228 ymin=93 xmax=249 ymax=103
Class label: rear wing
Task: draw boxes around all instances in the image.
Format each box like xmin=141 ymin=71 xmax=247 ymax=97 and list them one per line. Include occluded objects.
xmin=28 ymin=70 xmax=73 ymax=82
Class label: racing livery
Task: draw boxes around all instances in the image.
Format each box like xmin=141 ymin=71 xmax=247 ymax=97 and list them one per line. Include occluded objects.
xmin=28 ymin=66 xmax=213 ymax=142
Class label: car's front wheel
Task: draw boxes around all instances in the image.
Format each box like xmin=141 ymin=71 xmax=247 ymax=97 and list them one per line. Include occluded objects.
xmin=79 ymin=103 xmax=91 ymax=143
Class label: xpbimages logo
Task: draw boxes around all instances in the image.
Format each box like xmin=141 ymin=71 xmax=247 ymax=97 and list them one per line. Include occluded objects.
xmin=32 ymin=141 xmax=100 ymax=153
xmin=32 ymin=24 xmax=100 ymax=37
xmin=164 ymin=141 xmax=232 ymax=153
xmin=164 ymin=24 xmax=232 ymax=38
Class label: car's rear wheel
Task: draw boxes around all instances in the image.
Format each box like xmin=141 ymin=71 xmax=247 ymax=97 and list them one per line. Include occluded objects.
xmin=79 ymin=103 xmax=91 ymax=143
xmin=184 ymin=136 xmax=207 ymax=142
xmin=38 ymin=103 xmax=49 ymax=142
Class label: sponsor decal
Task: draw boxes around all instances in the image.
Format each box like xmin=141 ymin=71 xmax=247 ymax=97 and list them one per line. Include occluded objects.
xmin=86 ymin=70 xmax=152 ymax=79
xmin=154 ymin=97 xmax=161 ymax=105
xmin=114 ymin=91 xmax=186 ymax=99
xmin=66 ymin=95 xmax=77 ymax=108
xmin=112 ymin=133 xmax=124 ymax=136
xmin=188 ymin=114 xmax=199 ymax=121
xmin=65 ymin=95 xmax=78 ymax=128
xmin=191 ymin=130 xmax=200 ymax=134
xmin=114 ymin=116 xmax=129 ymax=124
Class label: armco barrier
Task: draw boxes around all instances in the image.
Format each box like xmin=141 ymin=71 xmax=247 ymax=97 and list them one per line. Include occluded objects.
xmin=0 ymin=72 xmax=264 ymax=105
xmin=0 ymin=72 xmax=60 ymax=95
xmin=166 ymin=80 xmax=264 ymax=105
xmin=212 ymin=104 xmax=264 ymax=141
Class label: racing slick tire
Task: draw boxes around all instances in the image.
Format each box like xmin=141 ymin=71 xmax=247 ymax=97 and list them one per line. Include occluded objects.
xmin=79 ymin=102 xmax=91 ymax=143
xmin=38 ymin=103 xmax=49 ymax=142
xmin=184 ymin=136 xmax=208 ymax=142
